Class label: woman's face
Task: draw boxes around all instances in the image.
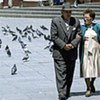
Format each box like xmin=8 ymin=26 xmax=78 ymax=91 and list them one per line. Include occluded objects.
xmin=83 ymin=13 xmax=93 ymax=26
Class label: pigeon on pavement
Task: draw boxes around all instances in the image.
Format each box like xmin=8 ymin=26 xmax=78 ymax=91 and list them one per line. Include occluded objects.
xmin=11 ymin=64 xmax=17 ymax=75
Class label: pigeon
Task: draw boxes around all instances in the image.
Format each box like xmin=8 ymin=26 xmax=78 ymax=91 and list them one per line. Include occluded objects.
xmin=40 ymin=25 xmax=48 ymax=30
xmin=11 ymin=64 xmax=17 ymax=75
xmin=44 ymin=45 xmax=50 ymax=49
xmin=29 ymin=25 xmax=36 ymax=32
xmin=22 ymin=32 xmax=28 ymax=38
xmin=5 ymin=45 xmax=9 ymax=50
xmin=18 ymin=37 xmax=27 ymax=48
xmin=49 ymin=45 xmax=53 ymax=52
xmin=28 ymin=35 xmax=32 ymax=42
xmin=36 ymin=29 xmax=44 ymax=37
xmin=12 ymin=35 xmax=18 ymax=41
xmin=5 ymin=45 xmax=11 ymax=57
xmin=44 ymin=41 xmax=53 ymax=52
xmin=8 ymin=29 xmax=16 ymax=35
xmin=0 ymin=39 xmax=2 ymax=48
xmin=27 ymin=30 xmax=32 ymax=34
xmin=6 ymin=25 xmax=10 ymax=29
xmin=1 ymin=27 xmax=8 ymax=35
xmin=23 ymin=26 xmax=29 ymax=32
xmin=0 ymin=39 xmax=2 ymax=44
xmin=6 ymin=49 xmax=11 ymax=57
xmin=16 ymin=27 xmax=23 ymax=35
xmin=22 ymin=54 xmax=29 ymax=62
xmin=23 ymin=47 xmax=31 ymax=54
xmin=31 ymin=33 xmax=38 ymax=39
xmin=29 ymin=25 xmax=33 ymax=29
xmin=1 ymin=26 xmax=8 ymax=33
xmin=43 ymin=34 xmax=51 ymax=41
xmin=18 ymin=37 xmax=22 ymax=43
xmin=20 ymin=42 xmax=27 ymax=49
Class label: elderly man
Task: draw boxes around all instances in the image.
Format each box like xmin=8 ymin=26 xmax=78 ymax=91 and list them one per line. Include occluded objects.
xmin=50 ymin=2 xmax=81 ymax=100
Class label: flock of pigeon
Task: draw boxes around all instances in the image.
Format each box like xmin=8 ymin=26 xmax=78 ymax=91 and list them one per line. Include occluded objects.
xmin=0 ymin=25 xmax=53 ymax=75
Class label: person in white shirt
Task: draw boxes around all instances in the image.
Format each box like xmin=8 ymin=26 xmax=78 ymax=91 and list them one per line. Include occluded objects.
xmin=8 ymin=0 xmax=13 ymax=8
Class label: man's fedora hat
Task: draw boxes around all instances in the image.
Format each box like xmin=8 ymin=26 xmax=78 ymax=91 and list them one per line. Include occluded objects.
xmin=62 ymin=2 xmax=72 ymax=11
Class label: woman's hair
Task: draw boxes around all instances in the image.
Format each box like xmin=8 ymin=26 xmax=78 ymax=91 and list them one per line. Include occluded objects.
xmin=83 ymin=8 xmax=95 ymax=20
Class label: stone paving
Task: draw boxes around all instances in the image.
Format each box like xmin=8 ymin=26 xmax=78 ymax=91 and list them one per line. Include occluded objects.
xmin=0 ymin=18 xmax=100 ymax=100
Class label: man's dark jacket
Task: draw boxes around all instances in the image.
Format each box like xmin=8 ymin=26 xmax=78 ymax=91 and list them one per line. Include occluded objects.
xmin=51 ymin=16 xmax=82 ymax=60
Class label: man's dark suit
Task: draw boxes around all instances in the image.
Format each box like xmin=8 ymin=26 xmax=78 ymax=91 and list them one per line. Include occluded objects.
xmin=50 ymin=16 xmax=81 ymax=98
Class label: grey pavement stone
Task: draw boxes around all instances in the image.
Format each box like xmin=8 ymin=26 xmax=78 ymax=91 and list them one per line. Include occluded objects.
xmin=0 ymin=18 xmax=100 ymax=100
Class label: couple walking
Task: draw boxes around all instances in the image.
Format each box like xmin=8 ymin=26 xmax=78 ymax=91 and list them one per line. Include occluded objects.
xmin=50 ymin=2 xmax=100 ymax=100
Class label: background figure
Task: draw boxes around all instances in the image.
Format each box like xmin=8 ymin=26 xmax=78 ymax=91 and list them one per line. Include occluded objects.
xmin=54 ymin=0 xmax=60 ymax=5
xmin=80 ymin=8 xmax=100 ymax=97
xmin=54 ymin=0 xmax=63 ymax=5
xmin=50 ymin=2 xmax=81 ymax=100
xmin=8 ymin=0 xmax=13 ymax=8
xmin=39 ymin=0 xmax=44 ymax=6
xmin=60 ymin=0 xmax=64 ymax=4
xmin=73 ymin=0 xmax=78 ymax=7
xmin=78 ymin=0 xmax=84 ymax=4
xmin=48 ymin=0 xmax=54 ymax=6
xmin=0 ymin=0 xmax=3 ymax=8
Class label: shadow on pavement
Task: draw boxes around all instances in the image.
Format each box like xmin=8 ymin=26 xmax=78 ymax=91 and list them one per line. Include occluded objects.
xmin=71 ymin=90 xmax=100 ymax=96
xmin=71 ymin=92 xmax=85 ymax=96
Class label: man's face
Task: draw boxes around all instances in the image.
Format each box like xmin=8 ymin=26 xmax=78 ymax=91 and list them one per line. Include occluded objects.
xmin=62 ymin=10 xmax=72 ymax=20
xmin=83 ymin=13 xmax=92 ymax=26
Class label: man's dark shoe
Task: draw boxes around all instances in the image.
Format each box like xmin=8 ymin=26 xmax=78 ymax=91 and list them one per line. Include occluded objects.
xmin=59 ymin=93 xmax=70 ymax=100
xmin=66 ymin=88 xmax=70 ymax=98
xmin=59 ymin=96 xmax=66 ymax=100
xmin=66 ymin=93 xmax=70 ymax=99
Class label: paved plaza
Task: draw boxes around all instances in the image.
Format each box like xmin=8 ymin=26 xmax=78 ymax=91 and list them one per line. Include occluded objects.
xmin=0 ymin=17 xmax=100 ymax=100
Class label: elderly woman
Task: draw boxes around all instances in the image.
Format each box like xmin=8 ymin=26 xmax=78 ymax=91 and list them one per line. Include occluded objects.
xmin=80 ymin=8 xmax=100 ymax=97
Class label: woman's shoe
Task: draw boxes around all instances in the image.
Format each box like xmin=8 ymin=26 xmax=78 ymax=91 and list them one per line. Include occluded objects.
xmin=85 ymin=90 xmax=92 ymax=97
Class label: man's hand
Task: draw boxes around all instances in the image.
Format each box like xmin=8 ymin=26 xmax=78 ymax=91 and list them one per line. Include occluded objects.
xmin=64 ymin=44 xmax=74 ymax=51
